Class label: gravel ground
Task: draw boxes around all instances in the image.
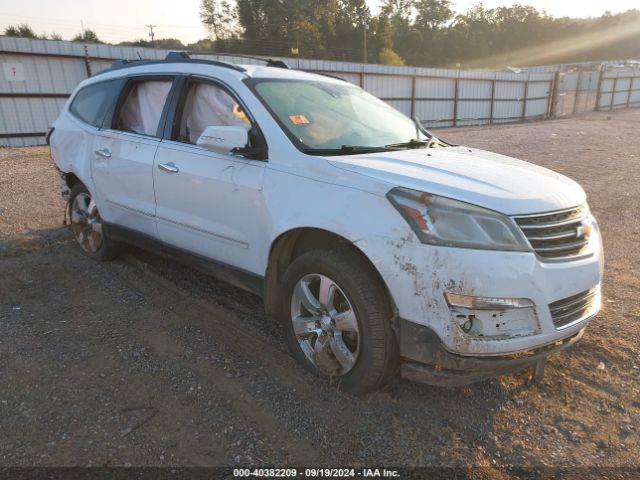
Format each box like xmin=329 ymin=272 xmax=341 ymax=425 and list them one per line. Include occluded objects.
xmin=0 ymin=109 xmax=638 ymax=471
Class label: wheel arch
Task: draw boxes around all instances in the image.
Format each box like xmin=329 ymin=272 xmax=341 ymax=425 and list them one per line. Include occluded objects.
xmin=63 ymin=171 xmax=82 ymax=190
xmin=264 ymin=227 xmax=398 ymax=322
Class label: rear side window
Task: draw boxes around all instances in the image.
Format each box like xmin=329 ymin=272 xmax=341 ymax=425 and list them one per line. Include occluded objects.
xmin=69 ymin=81 xmax=115 ymax=127
xmin=115 ymin=80 xmax=173 ymax=137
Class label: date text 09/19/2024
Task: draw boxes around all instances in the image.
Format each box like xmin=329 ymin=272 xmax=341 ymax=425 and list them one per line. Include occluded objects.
xmin=233 ymin=468 xmax=401 ymax=478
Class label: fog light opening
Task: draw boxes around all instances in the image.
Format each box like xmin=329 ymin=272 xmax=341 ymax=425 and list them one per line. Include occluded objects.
xmin=445 ymin=293 xmax=535 ymax=310
xmin=462 ymin=317 xmax=473 ymax=333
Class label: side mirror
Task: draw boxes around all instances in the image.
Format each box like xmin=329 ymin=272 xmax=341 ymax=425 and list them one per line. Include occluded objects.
xmin=196 ymin=125 xmax=249 ymax=155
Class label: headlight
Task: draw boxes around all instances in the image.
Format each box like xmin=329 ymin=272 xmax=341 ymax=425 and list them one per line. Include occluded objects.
xmin=387 ymin=187 xmax=530 ymax=251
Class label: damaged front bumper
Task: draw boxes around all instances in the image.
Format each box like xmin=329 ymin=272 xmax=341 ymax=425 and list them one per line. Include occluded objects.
xmin=355 ymin=235 xmax=603 ymax=357
xmin=399 ymin=318 xmax=586 ymax=387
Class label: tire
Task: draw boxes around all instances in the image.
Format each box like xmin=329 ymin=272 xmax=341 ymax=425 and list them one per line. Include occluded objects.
xmin=68 ymin=183 xmax=123 ymax=261
xmin=280 ymin=248 xmax=398 ymax=394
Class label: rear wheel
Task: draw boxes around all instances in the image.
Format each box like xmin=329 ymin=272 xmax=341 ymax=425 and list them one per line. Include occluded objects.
xmin=68 ymin=183 xmax=123 ymax=261
xmin=280 ymin=248 xmax=398 ymax=394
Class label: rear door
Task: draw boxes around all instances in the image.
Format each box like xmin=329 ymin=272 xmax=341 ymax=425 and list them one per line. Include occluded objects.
xmin=153 ymin=76 xmax=269 ymax=274
xmin=92 ymin=76 xmax=176 ymax=237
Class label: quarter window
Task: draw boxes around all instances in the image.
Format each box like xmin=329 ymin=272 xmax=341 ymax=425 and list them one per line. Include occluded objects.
xmin=174 ymin=81 xmax=250 ymax=144
xmin=115 ymin=80 xmax=173 ymax=137
xmin=69 ymin=80 xmax=115 ymax=128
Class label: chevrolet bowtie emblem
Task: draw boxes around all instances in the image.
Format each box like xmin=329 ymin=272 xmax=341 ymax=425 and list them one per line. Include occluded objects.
xmin=576 ymin=222 xmax=592 ymax=238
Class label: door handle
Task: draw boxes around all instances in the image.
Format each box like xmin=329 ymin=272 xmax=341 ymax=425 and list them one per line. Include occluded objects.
xmin=95 ymin=148 xmax=111 ymax=158
xmin=158 ymin=162 xmax=179 ymax=174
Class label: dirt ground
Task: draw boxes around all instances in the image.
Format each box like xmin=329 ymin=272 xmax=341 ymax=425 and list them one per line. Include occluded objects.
xmin=0 ymin=109 xmax=638 ymax=471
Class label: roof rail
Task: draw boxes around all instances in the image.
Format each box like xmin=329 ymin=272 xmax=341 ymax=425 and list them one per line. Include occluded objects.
xmin=190 ymin=51 xmax=290 ymax=69
xmin=97 ymin=51 xmax=293 ymax=78
xmin=96 ymin=51 xmax=246 ymax=77
xmin=163 ymin=51 xmax=246 ymax=71
xmin=110 ymin=59 xmax=144 ymax=68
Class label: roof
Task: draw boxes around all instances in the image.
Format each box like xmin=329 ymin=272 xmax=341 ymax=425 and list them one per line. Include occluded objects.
xmin=86 ymin=51 xmax=347 ymax=86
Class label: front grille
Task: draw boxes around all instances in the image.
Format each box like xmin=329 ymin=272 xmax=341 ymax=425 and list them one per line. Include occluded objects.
xmin=549 ymin=288 xmax=598 ymax=329
xmin=513 ymin=205 xmax=592 ymax=260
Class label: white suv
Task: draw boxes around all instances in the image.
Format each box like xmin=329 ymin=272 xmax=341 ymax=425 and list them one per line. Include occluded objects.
xmin=50 ymin=53 xmax=603 ymax=393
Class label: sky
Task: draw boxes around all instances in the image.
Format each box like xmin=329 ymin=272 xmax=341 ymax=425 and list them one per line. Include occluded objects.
xmin=0 ymin=0 xmax=638 ymax=45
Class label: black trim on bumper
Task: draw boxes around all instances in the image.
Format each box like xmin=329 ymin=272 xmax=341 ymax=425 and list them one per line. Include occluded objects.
xmin=399 ymin=318 xmax=585 ymax=387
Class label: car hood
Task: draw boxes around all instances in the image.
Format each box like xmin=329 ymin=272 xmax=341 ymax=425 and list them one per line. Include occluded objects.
xmin=327 ymin=146 xmax=586 ymax=215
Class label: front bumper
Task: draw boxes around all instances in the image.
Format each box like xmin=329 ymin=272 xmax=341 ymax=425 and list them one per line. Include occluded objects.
xmin=399 ymin=318 xmax=586 ymax=386
xmin=355 ymin=233 xmax=603 ymax=357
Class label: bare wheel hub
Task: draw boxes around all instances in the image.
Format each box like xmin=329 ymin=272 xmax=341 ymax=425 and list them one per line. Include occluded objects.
xmin=319 ymin=314 xmax=333 ymax=331
xmin=291 ymin=273 xmax=360 ymax=376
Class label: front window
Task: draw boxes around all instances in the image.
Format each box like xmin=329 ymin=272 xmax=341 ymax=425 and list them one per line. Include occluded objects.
xmin=174 ymin=80 xmax=250 ymax=145
xmin=250 ymin=79 xmax=428 ymax=154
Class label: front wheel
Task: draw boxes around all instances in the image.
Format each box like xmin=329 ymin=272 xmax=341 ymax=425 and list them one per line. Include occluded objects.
xmin=280 ymin=248 xmax=398 ymax=394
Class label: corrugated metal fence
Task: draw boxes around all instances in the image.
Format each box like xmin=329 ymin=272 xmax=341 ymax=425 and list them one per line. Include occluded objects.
xmin=1 ymin=36 xmax=639 ymax=147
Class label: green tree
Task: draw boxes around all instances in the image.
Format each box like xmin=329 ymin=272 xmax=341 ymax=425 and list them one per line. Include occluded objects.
xmin=448 ymin=5 xmax=495 ymax=66
xmin=376 ymin=15 xmax=394 ymax=52
xmin=333 ymin=0 xmax=370 ymax=61
xmin=73 ymin=29 xmax=102 ymax=44
xmin=378 ymin=47 xmax=405 ymax=65
xmin=118 ymin=38 xmax=186 ymax=49
xmin=187 ymin=38 xmax=217 ymax=52
xmin=156 ymin=38 xmax=187 ymax=49
xmin=118 ymin=38 xmax=151 ymax=47
xmin=233 ymin=0 xmax=356 ymax=59
xmin=200 ymin=0 xmax=238 ymax=40
xmin=414 ymin=0 xmax=453 ymax=30
xmin=4 ymin=24 xmax=38 ymax=38
xmin=408 ymin=0 xmax=454 ymax=65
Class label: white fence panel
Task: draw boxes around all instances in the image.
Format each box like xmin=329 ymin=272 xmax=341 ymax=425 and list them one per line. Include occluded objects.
xmin=0 ymin=54 xmax=85 ymax=94
xmin=495 ymin=82 xmax=525 ymax=100
xmin=458 ymin=100 xmax=491 ymax=122
xmin=415 ymin=77 xmax=454 ymax=99
xmin=363 ymin=74 xmax=412 ymax=99
xmin=528 ymin=81 xmax=551 ymax=98
xmin=599 ymin=92 xmax=613 ymax=109
xmin=459 ymin=80 xmax=492 ymax=98
xmin=494 ymin=100 xmax=524 ymax=120
xmin=526 ymin=99 xmax=549 ymax=117
xmin=415 ymin=100 xmax=454 ymax=127
xmin=386 ymin=100 xmax=412 ymax=116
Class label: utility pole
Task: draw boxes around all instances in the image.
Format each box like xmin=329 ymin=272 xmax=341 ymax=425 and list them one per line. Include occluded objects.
xmin=362 ymin=11 xmax=368 ymax=64
xmin=146 ymin=24 xmax=156 ymax=48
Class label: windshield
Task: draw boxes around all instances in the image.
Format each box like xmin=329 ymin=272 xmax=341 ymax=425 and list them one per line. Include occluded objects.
xmin=250 ymin=79 xmax=428 ymax=154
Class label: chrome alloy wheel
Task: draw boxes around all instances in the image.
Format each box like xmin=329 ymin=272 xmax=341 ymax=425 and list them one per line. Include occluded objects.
xmin=290 ymin=273 xmax=361 ymax=376
xmin=70 ymin=193 xmax=103 ymax=253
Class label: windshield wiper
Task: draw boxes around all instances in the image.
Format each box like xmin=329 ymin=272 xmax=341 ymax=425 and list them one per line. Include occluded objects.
xmin=303 ymin=145 xmax=402 ymax=156
xmin=386 ymin=116 xmax=448 ymax=149
xmin=386 ymin=136 xmax=447 ymax=150
xmin=385 ymin=139 xmax=430 ymax=149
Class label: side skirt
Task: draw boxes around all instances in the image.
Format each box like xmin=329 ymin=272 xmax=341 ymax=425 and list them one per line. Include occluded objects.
xmin=104 ymin=222 xmax=265 ymax=298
